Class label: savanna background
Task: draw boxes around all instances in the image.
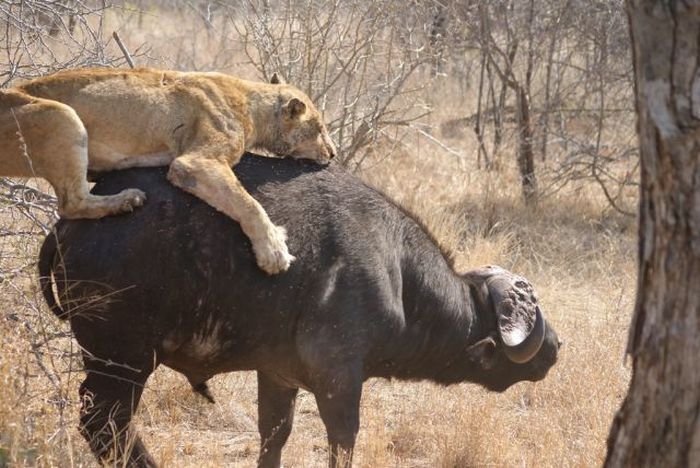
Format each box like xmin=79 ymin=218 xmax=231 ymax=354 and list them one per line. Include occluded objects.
xmin=0 ymin=1 xmax=638 ymax=466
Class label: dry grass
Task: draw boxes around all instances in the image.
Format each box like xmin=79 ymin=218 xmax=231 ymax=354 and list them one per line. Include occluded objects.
xmin=0 ymin=4 xmax=636 ymax=467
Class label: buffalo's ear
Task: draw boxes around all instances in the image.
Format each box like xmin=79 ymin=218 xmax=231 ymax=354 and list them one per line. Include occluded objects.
xmin=283 ymin=97 xmax=306 ymax=119
xmin=270 ymin=72 xmax=285 ymax=84
xmin=466 ymin=336 xmax=498 ymax=370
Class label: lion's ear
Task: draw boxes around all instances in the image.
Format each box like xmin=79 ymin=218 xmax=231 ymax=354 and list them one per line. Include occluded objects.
xmin=283 ymin=97 xmax=306 ymax=119
xmin=270 ymin=73 xmax=285 ymax=84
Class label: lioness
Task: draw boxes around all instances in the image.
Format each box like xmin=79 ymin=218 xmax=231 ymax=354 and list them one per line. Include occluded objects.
xmin=0 ymin=68 xmax=335 ymax=274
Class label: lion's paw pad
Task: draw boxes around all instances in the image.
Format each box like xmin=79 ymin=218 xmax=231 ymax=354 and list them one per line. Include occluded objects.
xmin=254 ymin=225 xmax=295 ymax=274
xmin=117 ymin=189 xmax=146 ymax=212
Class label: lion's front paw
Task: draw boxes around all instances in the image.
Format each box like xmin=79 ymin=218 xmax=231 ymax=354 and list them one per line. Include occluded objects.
xmin=253 ymin=224 xmax=295 ymax=274
xmin=118 ymin=188 xmax=147 ymax=213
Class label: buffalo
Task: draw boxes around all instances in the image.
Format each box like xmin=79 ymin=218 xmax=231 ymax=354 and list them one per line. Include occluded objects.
xmin=38 ymin=154 xmax=559 ymax=467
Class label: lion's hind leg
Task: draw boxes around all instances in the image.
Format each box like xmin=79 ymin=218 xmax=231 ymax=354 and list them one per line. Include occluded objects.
xmin=55 ymin=179 xmax=146 ymax=219
xmin=6 ymin=96 xmax=146 ymax=219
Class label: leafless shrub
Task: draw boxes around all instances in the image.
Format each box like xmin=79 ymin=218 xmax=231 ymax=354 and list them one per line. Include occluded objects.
xmin=227 ymin=0 xmax=441 ymax=167
xmin=0 ymin=66 xmax=72 ymax=462
xmin=431 ymin=0 xmax=636 ymax=212
xmin=0 ymin=0 xmax=137 ymax=85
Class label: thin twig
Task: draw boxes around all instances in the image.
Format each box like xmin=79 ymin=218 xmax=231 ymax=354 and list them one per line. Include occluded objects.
xmin=112 ymin=31 xmax=134 ymax=68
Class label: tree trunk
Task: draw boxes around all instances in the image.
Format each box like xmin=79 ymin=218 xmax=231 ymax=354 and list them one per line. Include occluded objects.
xmin=516 ymin=86 xmax=536 ymax=203
xmin=605 ymin=2 xmax=700 ymax=467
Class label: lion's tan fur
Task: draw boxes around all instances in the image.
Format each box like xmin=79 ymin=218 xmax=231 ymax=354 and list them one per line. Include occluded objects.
xmin=0 ymin=68 xmax=336 ymax=273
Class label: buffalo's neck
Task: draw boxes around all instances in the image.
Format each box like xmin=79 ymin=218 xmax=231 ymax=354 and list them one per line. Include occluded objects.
xmin=367 ymin=220 xmax=485 ymax=382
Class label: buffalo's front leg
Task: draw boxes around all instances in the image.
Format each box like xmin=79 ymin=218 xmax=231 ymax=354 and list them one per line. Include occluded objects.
xmin=256 ymin=372 xmax=299 ymax=468
xmin=79 ymin=363 xmax=154 ymax=467
xmin=312 ymin=364 xmax=363 ymax=468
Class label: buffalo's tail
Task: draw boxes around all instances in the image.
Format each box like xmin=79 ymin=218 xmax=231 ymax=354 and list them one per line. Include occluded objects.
xmin=190 ymin=379 xmax=216 ymax=404
xmin=38 ymin=230 xmax=67 ymax=320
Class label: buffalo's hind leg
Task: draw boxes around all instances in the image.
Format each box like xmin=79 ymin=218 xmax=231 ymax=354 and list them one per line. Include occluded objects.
xmin=257 ymin=372 xmax=299 ymax=468
xmin=79 ymin=360 xmax=155 ymax=467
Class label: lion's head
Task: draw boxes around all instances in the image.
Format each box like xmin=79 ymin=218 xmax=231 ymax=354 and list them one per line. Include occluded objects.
xmin=268 ymin=74 xmax=336 ymax=164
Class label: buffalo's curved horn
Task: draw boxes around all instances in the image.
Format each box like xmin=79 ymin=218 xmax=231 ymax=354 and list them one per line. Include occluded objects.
xmin=465 ymin=265 xmax=546 ymax=364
